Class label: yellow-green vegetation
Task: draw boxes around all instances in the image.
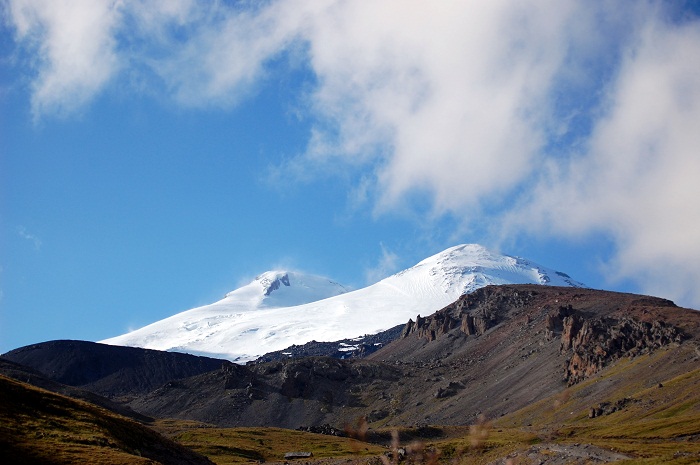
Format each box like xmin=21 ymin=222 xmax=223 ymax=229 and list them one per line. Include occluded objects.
xmin=551 ymin=369 xmax=700 ymax=464
xmin=489 ymin=363 xmax=700 ymax=465
xmin=149 ymin=361 xmax=700 ymax=465
xmin=5 ymin=347 xmax=698 ymax=465
xmin=416 ymin=428 xmax=542 ymax=465
xmin=161 ymin=423 xmax=385 ymax=465
xmin=0 ymin=375 xmax=209 ymax=464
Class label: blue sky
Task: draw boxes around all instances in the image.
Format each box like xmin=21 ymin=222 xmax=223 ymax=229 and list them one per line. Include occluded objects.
xmin=2 ymin=1 xmax=700 ymax=354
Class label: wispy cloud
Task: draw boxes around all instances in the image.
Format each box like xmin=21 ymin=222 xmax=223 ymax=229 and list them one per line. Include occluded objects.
xmin=6 ymin=0 xmax=121 ymax=119
xmin=504 ymin=16 xmax=700 ymax=306
xmin=365 ymin=242 xmax=400 ymax=285
xmin=5 ymin=1 xmax=700 ymax=307
xmin=18 ymin=226 xmax=42 ymax=250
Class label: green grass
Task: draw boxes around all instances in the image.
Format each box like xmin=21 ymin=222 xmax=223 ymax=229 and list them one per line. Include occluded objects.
xmin=163 ymin=425 xmax=385 ymax=465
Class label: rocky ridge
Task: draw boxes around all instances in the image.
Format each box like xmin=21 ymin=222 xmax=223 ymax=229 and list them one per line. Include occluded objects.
xmin=549 ymin=304 xmax=683 ymax=385
xmin=396 ymin=286 xmax=689 ymax=386
xmin=400 ymin=287 xmax=537 ymax=341
xmin=2 ymin=340 xmax=230 ymax=399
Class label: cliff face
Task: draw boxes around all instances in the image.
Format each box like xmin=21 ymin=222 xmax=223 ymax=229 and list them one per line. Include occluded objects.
xmin=549 ymin=307 xmax=683 ymax=385
xmin=398 ymin=285 xmax=689 ymax=386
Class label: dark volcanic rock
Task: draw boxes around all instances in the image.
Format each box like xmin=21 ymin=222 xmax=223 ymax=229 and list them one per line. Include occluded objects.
xmin=369 ymin=285 xmax=700 ymax=426
xmin=2 ymin=340 xmax=230 ymax=399
xmin=128 ymin=356 xmax=402 ymax=428
xmin=395 ymin=286 xmax=689 ymax=387
xmin=255 ymin=325 xmax=404 ymax=362
xmin=297 ymin=424 xmax=345 ymax=436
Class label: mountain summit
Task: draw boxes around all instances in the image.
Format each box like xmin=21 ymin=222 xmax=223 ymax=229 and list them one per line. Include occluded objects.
xmin=224 ymin=270 xmax=349 ymax=308
xmin=101 ymin=244 xmax=585 ymax=362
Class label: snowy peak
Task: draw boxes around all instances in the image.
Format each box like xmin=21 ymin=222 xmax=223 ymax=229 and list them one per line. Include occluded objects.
xmin=102 ymin=244 xmax=584 ymax=362
xmin=258 ymin=272 xmax=291 ymax=296
xmin=395 ymin=244 xmax=586 ymax=294
xmin=225 ymin=270 xmax=349 ymax=309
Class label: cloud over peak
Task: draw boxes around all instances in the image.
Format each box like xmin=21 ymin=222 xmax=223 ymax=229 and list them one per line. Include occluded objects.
xmin=5 ymin=0 xmax=700 ymax=308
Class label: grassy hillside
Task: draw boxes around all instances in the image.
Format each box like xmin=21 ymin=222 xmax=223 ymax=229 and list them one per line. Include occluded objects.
xmin=0 ymin=374 xmax=212 ymax=464
xmin=148 ymin=352 xmax=700 ymax=464
xmin=3 ymin=356 xmax=698 ymax=465
xmin=154 ymin=421 xmax=386 ymax=465
xmin=417 ymin=355 xmax=700 ymax=464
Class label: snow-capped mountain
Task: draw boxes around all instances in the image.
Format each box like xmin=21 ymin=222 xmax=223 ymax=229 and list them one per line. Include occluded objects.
xmin=101 ymin=244 xmax=585 ymax=362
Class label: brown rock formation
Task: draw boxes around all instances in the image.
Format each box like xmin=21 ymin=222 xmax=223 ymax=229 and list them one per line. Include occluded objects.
xmin=401 ymin=288 xmax=538 ymax=341
xmin=553 ymin=311 xmax=683 ymax=385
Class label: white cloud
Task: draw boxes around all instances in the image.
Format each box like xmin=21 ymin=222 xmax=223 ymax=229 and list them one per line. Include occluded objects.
xmin=6 ymin=0 xmax=700 ymax=307
xmin=507 ymin=16 xmax=700 ymax=307
xmin=302 ymin=0 xmax=583 ymax=215
xmin=7 ymin=0 xmax=121 ymax=119
xmin=364 ymin=242 xmax=400 ymax=285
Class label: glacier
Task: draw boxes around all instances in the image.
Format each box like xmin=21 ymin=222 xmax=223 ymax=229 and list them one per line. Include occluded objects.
xmin=101 ymin=244 xmax=585 ymax=362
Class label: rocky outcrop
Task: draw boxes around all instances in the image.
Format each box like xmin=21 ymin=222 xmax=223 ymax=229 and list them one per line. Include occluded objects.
xmin=279 ymin=358 xmax=351 ymax=398
xmin=401 ymin=313 xmax=463 ymax=341
xmin=401 ymin=287 xmax=538 ymax=341
xmin=272 ymin=357 xmax=399 ymax=401
xmin=296 ymin=424 xmax=345 ymax=436
xmin=550 ymin=310 xmax=683 ymax=385
xmin=398 ymin=286 xmax=686 ymax=388
xmin=545 ymin=304 xmax=577 ymax=339
xmin=434 ymin=381 xmax=465 ymax=399
xmin=589 ymin=397 xmax=639 ymax=418
xmin=256 ymin=325 xmax=403 ymax=362
xmin=262 ymin=273 xmax=291 ymax=296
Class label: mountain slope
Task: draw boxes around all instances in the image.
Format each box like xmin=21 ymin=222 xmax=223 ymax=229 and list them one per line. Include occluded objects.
xmin=0 ymin=375 xmax=213 ymax=465
xmin=117 ymin=285 xmax=700 ymax=431
xmin=102 ymin=244 xmax=585 ymax=362
xmin=2 ymin=340 xmax=229 ymax=399
xmin=0 ymin=357 xmax=152 ymax=422
xmin=6 ymin=285 xmax=698 ymax=464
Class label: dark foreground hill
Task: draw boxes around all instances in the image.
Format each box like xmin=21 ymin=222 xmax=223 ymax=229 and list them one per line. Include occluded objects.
xmin=2 ymin=340 xmax=229 ymax=399
xmin=0 ymin=374 xmax=213 ymax=464
xmin=0 ymin=357 xmax=152 ymax=423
